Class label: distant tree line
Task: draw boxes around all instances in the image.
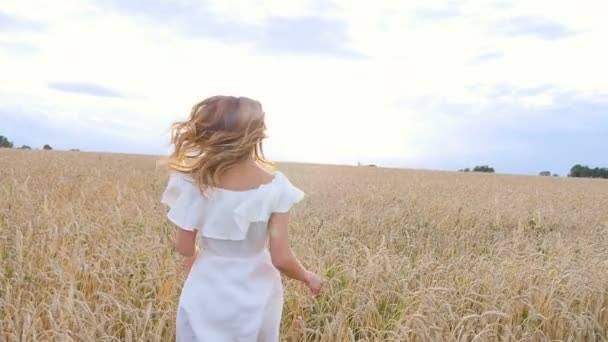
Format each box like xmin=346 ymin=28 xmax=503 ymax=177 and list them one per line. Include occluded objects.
xmin=1 ymin=134 xmax=58 ymax=151
xmin=568 ymin=165 xmax=608 ymax=179
xmin=3 ymin=133 xmax=607 ymax=179
xmin=459 ymin=165 xmax=495 ymax=173
xmin=458 ymin=164 xmax=607 ymax=179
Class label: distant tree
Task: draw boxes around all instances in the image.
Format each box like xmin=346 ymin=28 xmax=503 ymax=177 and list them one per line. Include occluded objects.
xmin=20 ymin=145 xmax=31 ymax=150
xmin=367 ymin=164 xmax=377 ymax=167
xmin=552 ymin=173 xmax=559 ymax=177
xmin=70 ymin=148 xmax=80 ymax=152
xmin=593 ymin=167 xmax=608 ymax=179
xmin=43 ymin=144 xmax=53 ymax=150
xmin=458 ymin=168 xmax=471 ymax=172
xmin=473 ymin=165 xmax=495 ymax=173
xmin=569 ymin=164 xmax=584 ymax=177
xmin=0 ymin=135 xmax=13 ymax=148
xmin=539 ymin=171 xmax=551 ymax=177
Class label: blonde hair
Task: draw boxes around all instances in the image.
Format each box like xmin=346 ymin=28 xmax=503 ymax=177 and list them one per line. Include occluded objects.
xmin=164 ymin=95 xmax=273 ymax=191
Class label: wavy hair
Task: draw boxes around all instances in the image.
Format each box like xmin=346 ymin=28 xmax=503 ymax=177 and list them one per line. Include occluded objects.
xmin=164 ymin=95 xmax=273 ymax=192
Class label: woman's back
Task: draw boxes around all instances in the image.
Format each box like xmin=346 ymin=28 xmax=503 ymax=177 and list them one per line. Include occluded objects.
xmin=161 ymin=95 xmax=323 ymax=341
xmin=162 ymin=169 xmax=304 ymax=341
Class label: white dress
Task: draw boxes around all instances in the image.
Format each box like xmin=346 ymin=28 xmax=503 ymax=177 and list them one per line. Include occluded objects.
xmin=161 ymin=171 xmax=305 ymax=342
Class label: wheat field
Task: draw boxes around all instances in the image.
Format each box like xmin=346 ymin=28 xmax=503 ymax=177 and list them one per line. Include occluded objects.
xmin=1 ymin=149 xmax=607 ymax=341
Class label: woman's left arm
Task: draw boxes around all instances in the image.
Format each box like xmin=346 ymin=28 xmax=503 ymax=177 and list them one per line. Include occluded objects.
xmin=175 ymin=228 xmax=199 ymax=276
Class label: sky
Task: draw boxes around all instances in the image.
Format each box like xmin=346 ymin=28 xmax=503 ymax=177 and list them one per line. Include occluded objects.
xmin=1 ymin=0 xmax=607 ymax=175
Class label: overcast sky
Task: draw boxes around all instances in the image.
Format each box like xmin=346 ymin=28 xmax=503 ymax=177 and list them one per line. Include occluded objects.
xmin=1 ymin=0 xmax=607 ymax=175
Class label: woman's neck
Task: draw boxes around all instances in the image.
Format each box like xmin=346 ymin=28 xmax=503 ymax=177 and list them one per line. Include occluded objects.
xmin=235 ymin=156 xmax=258 ymax=170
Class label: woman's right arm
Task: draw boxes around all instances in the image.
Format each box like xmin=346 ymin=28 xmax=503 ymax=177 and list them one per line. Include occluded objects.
xmin=268 ymin=212 xmax=323 ymax=295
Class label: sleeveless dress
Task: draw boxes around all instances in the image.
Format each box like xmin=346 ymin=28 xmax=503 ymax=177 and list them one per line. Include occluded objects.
xmin=160 ymin=171 xmax=305 ymax=342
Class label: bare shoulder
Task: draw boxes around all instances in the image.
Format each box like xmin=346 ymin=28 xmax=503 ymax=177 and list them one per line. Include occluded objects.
xmin=258 ymin=167 xmax=277 ymax=182
xmin=219 ymin=164 xmax=276 ymax=190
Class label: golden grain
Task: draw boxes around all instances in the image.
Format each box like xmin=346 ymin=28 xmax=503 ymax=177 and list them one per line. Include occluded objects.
xmin=1 ymin=149 xmax=608 ymax=341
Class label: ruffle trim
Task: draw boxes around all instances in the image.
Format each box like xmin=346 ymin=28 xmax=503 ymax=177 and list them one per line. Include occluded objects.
xmin=161 ymin=171 xmax=305 ymax=240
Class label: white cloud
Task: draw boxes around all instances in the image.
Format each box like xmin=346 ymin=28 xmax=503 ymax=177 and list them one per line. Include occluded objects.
xmin=1 ymin=0 xmax=607 ymax=173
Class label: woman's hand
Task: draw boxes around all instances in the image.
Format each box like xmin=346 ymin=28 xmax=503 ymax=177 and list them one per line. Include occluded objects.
xmin=304 ymin=271 xmax=324 ymax=296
